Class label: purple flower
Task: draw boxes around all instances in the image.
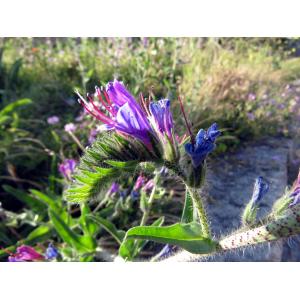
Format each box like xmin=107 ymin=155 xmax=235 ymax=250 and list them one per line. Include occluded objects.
xmin=289 ymin=171 xmax=300 ymax=207
xmin=184 ymin=123 xmax=221 ymax=168
xmin=134 ymin=175 xmax=147 ymax=191
xmin=149 ymin=99 xmax=174 ymax=141
xmin=47 ymin=116 xmax=60 ymax=125
xmin=251 ymin=176 xmax=269 ymax=205
xmin=58 ymin=159 xmax=77 ymax=180
xmin=77 ymin=80 xmax=153 ymax=147
xmin=108 ymin=182 xmax=119 ymax=195
xmin=45 ymin=243 xmax=59 ymax=260
xmin=8 ymin=245 xmax=44 ymax=262
xmin=142 ymin=179 xmax=154 ymax=192
xmin=64 ymin=123 xmax=77 ymax=132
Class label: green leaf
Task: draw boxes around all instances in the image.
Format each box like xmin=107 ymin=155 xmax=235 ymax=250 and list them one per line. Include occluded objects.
xmin=25 ymin=224 xmax=53 ymax=244
xmin=49 ymin=210 xmax=96 ymax=253
xmin=181 ymin=190 xmax=194 ymax=223
xmin=30 ymin=189 xmax=60 ymax=210
xmin=88 ymin=215 xmax=125 ymax=245
xmin=0 ymin=98 xmax=32 ymax=117
xmin=119 ymin=217 xmax=165 ymax=260
xmin=79 ymin=203 xmax=98 ymax=236
xmin=125 ymin=222 xmax=217 ymax=254
xmin=2 ymin=185 xmax=46 ymax=213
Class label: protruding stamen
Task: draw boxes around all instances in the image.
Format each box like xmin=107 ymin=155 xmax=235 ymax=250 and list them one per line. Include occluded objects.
xmin=95 ymin=87 xmax=114 ymax=114
xmin=178 ymin=96 xmax=195 ymax=146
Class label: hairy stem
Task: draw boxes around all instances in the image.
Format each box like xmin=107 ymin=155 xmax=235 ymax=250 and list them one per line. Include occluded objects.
xmin=219 ymin=206 xmax=300 ymax=251
xmin=186 ymin=186 xmax=211 ymax=238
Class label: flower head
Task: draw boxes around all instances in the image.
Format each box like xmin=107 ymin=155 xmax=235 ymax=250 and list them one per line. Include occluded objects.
xmin=8 ymin=245 xmax=44 ymax=262
xmin=64 ymin=123 xmax=77 ymax=133
xmin=47 ymin=116 xmax=60 ymax=125
xmin=58 ymin=159 xmax=77 ymax=180
xmin=45 ymin=243 xmax=59 ymax=260
xmin=251 ymin=176 xmax=269 ymax=205
xmin=184 ymin=123 xmax=221 ymax=168
xmin=76 ymin=79 xmax=178 ymax=162
xmin=77 ymin=80 xmax=153 ymax=147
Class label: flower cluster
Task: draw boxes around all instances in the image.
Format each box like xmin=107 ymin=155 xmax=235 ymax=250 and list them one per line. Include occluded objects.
xmin=76 ymin=79 xmax=178 ymax=162
xmin=184 ymin=123 xmax=221 ymax=168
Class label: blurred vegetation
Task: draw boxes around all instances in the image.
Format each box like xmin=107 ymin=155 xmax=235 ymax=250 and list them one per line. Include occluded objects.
xmin=1 ymin=37 xmax=300 ymax=261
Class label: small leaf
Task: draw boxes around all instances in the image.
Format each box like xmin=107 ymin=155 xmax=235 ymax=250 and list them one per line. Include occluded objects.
xmin=25 ymin=224 xmax=53 ymax=244
xmin=125 ymin=222 xmax=217 ymax=254
xmin=88 ymin=215 xmax=125 ymax=245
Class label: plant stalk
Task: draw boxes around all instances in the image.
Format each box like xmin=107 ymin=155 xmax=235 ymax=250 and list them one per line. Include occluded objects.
xmin=186 ymin=186 xmax=211 ymax=238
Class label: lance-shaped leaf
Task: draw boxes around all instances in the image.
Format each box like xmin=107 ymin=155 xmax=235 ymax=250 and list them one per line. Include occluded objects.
xmin=49 ymin=210 xmax=96 ymax=253
xmin=65 ymin=131 xmax=163 ymax=203
xmin=119 ymin=217 xmax=165 ymax=260
xmin=88 ymin=215 xmax=125 ymax=245
xmin=124 ymin=222 xmax=218 ymax=254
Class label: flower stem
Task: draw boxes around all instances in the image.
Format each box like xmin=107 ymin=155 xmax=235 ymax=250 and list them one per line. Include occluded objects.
xmin=140 ymin=172 xmax=160 ymax=226
xmin=67 ymin=131 xmax=85 ymax=152
xmin=186 ymin=186 xmax=211 ymax=238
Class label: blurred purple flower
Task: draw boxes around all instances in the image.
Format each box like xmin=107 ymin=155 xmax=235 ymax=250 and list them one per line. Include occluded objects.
xmin=64 ymin=123 xmax=77 ymax=132
xmin=108 ymin=182 xmax=119 ymax=195
xmin=47 ymin=116 xmax=60 ymax=125
xmin=185 ymin=123 xmax=220 ymax=168
xmin=130 ymin=190 xmax=140 ymax=201
xmin=143 ymin=179 xmax=154 ymax=192
xmin=142 ymin=37 xmax=149 ymax=47
xmin=8 ymin=245 xmax=44 ymax=262
xmin=277 ymin=103 xmax=286 ymax=110
xmin=88 ymin=128 xmax=99 ymax=144
xmin=134 ymin=175 xmax=147 ymax=191
xmin=248 ymin=93 xmax=256 ymax=101
xmin=45 ymin=243 xmax=59 ymax=260
xmin=247 ymin=113 xmax=255 ymax=121
xmin=58 ymin=159 xmax=77 ymax=180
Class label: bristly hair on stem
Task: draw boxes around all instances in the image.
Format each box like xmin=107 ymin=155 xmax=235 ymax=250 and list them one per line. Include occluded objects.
xmin=178 ymin=96 xmax=195 ymax=148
